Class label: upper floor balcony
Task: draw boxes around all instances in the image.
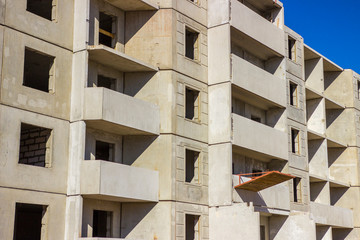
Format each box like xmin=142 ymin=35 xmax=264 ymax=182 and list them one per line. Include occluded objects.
xmin=104 ymin=0 xmax=158 ymax=10
xmin=310 ymin=202 xmax=353 ymax=228
xmin=81 ymin=160 xmax=159 ymax=202
xmin=83 ymin=87 xmax=160 ymax=135
xmin=230 ymin=0 xmax=285 ymax=56
xmin=232 ymin=114 xmax=288 ymax=161
xmin=231 ymin=54 xmax=286 ymax=108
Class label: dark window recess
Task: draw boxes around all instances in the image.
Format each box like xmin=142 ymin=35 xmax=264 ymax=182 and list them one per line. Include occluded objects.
xmin=97 ymin=75 xmax=116 ymax=90
xmin=185 ymin=214 xmax=199 ymax=240
xmin=185 ymin=149 xmax=200 ymax=183
xmin=251 ymin=115 xmax=261 ymax=123
xmin=185 ymin=28 xmax=199 ymax=60
xmin=252 ymin=169 xmax=262 ymax=174
xmin=357 ymin=81 xmax=360 ymax=99
xmin=19 ymin=123 xmax=52 ymax=168
xmin=260 ymin=225 xmax=266 ymax=240
xmin=13 ymin=203 xmax=47 ymax=240
xmin=289 ymin=82 xmax=297 ymax=106
xmin=99 ymin=12 xmax=115 ymax=48
xmin=291 ymin=129 xmax=300 ymax=154
xmin=23 ymin=48 xmax=55 ymax=93
xmin=185 ymin=88 xmax=200 ymax=121
xmin=27 ymin=0 xmax=53 ymax=21
xmin=293 ymin=177 xmax=301 ymax=202
xmin=93 ymin=210 xmax=112 ymax=237
xmin=288 ymin=38 xmax=296 ymax=60
xmin=95 ymin=141 xmax=114 ymax=162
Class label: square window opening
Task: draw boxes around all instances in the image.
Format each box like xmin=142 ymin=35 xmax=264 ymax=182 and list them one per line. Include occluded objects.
xmin=293 ymin=177 xmax=302 ymax=203
xmin=13 ymin=203 xmax=48 ymax=240
xmin=23 ymin=48 xmax=55 ymax=93
xmin=93 ymin=210 xmax=113 ymax=237
xmin=99 ymin=12 xmax=116 ymax=48
xmin=185 ymin=28 xmax=199 ymax=61
xmin=291 ymin=129 xmax=300 ymax=154
xmin=185 ymin=214 xmax=200 ymax=240
xmin=288 ymin=37 xmax=296 ymax=61
xmin=95 ymin=140 xmax=115 ymax=162
xmin=185 ymin=149 xmax=200 ymax=183
xmin=289 ymin=82 xmax=298 ymax=107
xmin=185 ymin=87 xmax=200 ymax=121
xmin=27 ymin=0 xmax=56 ymax=21
xmin=19 ymin=123 xmax=52 ymax=168
xmin=97 ymin=75 xmax=117 ymax=91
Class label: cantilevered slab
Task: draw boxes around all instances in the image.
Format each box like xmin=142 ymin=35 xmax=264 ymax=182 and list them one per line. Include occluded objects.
xmin=88 ymin=45 xmax=158 ymax=72
xmin=306 ymin=87 xmax=323 ymax=100
xmin=105 ymin=0 xmax=158 ymax=11
xmin=323 ymin=58 xmax=343 ymax=72
xmin=245 ymin=0 xmax=282 ymax=11
xmin=234 ymin=171 xmax=295 ymax=192
xmin=325 ymin=97 xmax=345 ymax=110
xmin=327 ymin=138 xmax=347 ymax=148
xmin=309 ymin=174 xmax=327 ymax=183
xmin=329 ymin=179 xmax=350 ymax=188
xmin=307 ymin=129 xmax=325 ymax=140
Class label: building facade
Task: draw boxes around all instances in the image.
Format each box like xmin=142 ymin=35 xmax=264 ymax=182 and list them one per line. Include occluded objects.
xmin=0 ymin=0 xmax=358 ymax=239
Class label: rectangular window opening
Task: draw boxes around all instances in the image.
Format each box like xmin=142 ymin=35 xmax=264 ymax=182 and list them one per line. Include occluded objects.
xmin=291 ymin=128 xmax=300 ymax=154
xmin=93 ymin=210 xmax=112 ymax=237
xmin=19 ymin=123 xmax=52 ymax=168
xmin=27 ymin=0 xmax=56 ymax=21
xmin=97 ymin=75 xmax=117 ymax=91
xmin=293 ymin=177 xmax=302 ymax=203
xmin=289 ymin=82 xmax=298 ymax=107
xmin=185 ymin=87 xmax=200 ymax=121
xmin=288 ymin=37 xmax=296 ymax=61
xmin=251 ymin=115 xmax=261 ymax=123
xmin=14 ymin=203 xmax=48 ymax=240
xmin=95 ymin=140 xmax=115 ymax=162
xmin=99 ymin=12 xmax=116 ymax=48
xmin=260 ymin=225 xmax=266 ymax=240
xmin=185 ymin=214 xmax=200 ymax=240
xmin=357 ymin=81 xmax=360 ymax=99
xmin=185 ymin=28 xmax=199 ymax=61
xmin=185 ymin=149 xmax=200 ymax=183
xmin=23 ymin=48 xmax=55 ymax=93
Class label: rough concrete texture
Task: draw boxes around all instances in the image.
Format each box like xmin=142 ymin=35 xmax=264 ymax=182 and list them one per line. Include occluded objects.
xmin=1 ymin=0 xmax=360 ymax=239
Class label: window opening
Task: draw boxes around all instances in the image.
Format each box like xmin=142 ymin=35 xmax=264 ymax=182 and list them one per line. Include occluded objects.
xmin=251 ymin=115 xmax=261 ymax=123
xmin=99 ymin=12 xmax=116 ymax=48
xmin=185 ymin=214 xmax=200 ymax=240
xmin=27 ymin=0 xmax=55 ymax=21
xmin=23 ymin=48 xmax=55 ymax=93
xmin=293 ymin=177 xmax=302 ymax=203
xmin=19 ymin=123 xmax=52 ymax=168
xmin=291 ymin=129 xmax=300 ymax=154
xmin=289 ymin=82 xmax=298 ymax=107
xmin=97 ymin=75 xmax=116 ymax=91
xmin=288 ymin=37 xmax=296 ymax=61
xmin=185 ymin=87 xmax=200 ymax=121
xmin=95 ymin=141 xmax=115 ymax=162
xmin=93 ymin=210 xmax=112 ymax=237
xmin=13 ymin=203 xmax=48 ymax=240
xmin=185 ymin=149 xmax=200 ymax=183
xmin=185 ymin=28 xmax=199 ymax=61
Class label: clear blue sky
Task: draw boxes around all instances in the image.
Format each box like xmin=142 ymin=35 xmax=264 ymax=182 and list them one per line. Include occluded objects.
xmin=283 ymin=0 xmax=360 ymax=73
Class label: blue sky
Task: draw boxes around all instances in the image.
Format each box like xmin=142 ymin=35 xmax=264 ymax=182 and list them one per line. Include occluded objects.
xmin=282 ymin=0 xmax=360 ymax=73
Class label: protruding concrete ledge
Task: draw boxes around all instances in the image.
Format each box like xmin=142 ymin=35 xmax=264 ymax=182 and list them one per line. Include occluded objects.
xmin=310 ymin=202 xmax=353 ymax=228
xmin=325 ymin=97 xmax=345 ymax=110
xmin=230 ymin=0 xmax=285 ymax=56
xmin=307 ymin=130 xmax=325 ymax=140
xmin=105 ymin=0 xmax=158 ymax=11
xmin=88 ymin=45 xmax=158 ymax=72
xmin=326 ymin=138 xmax=347 ymax=148
xmin=329 ymin=179 xmax=350 ymax=188
xmin=232 ymin=114 xmax=288 ymax=161
xmin=309 ymin=174 xmax=327 ymax=183
xmin=306 ymin=87 xmax=323 ymax=100
xmin=231 ymin=54 xmax=286 ymax=109
xmin=245 ymin=0 xmax=282 ymax=11
xmin=81 ymin=160 xmax=159 ymax=202
xmin=83 ymin=87 xmax=160 ymax=135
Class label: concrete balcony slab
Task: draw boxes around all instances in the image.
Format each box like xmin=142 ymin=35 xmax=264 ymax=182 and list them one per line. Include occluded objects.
xmin=310 ymin=202 xmax=353 ymax=228
xmin=232 ymin=114 xmax=288 ymax=161
xmin=88 ymin=45 xmax=158 ymax=72
xmin=81 ymin=160 xmax=159 ymax=202
xmin=230 ymin=0 xmax=285 ymax=57
xmin=83 ymin=88 xmax=160 ymax=135
xmin=105 ymin=0 xmax=158 ymax=10
xmin=231 ymin=54 xmax=286 ymax=109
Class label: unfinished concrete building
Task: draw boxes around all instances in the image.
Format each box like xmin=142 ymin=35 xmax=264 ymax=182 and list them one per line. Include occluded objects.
xmin=0 ymin=0 xmax=358 ymax=239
